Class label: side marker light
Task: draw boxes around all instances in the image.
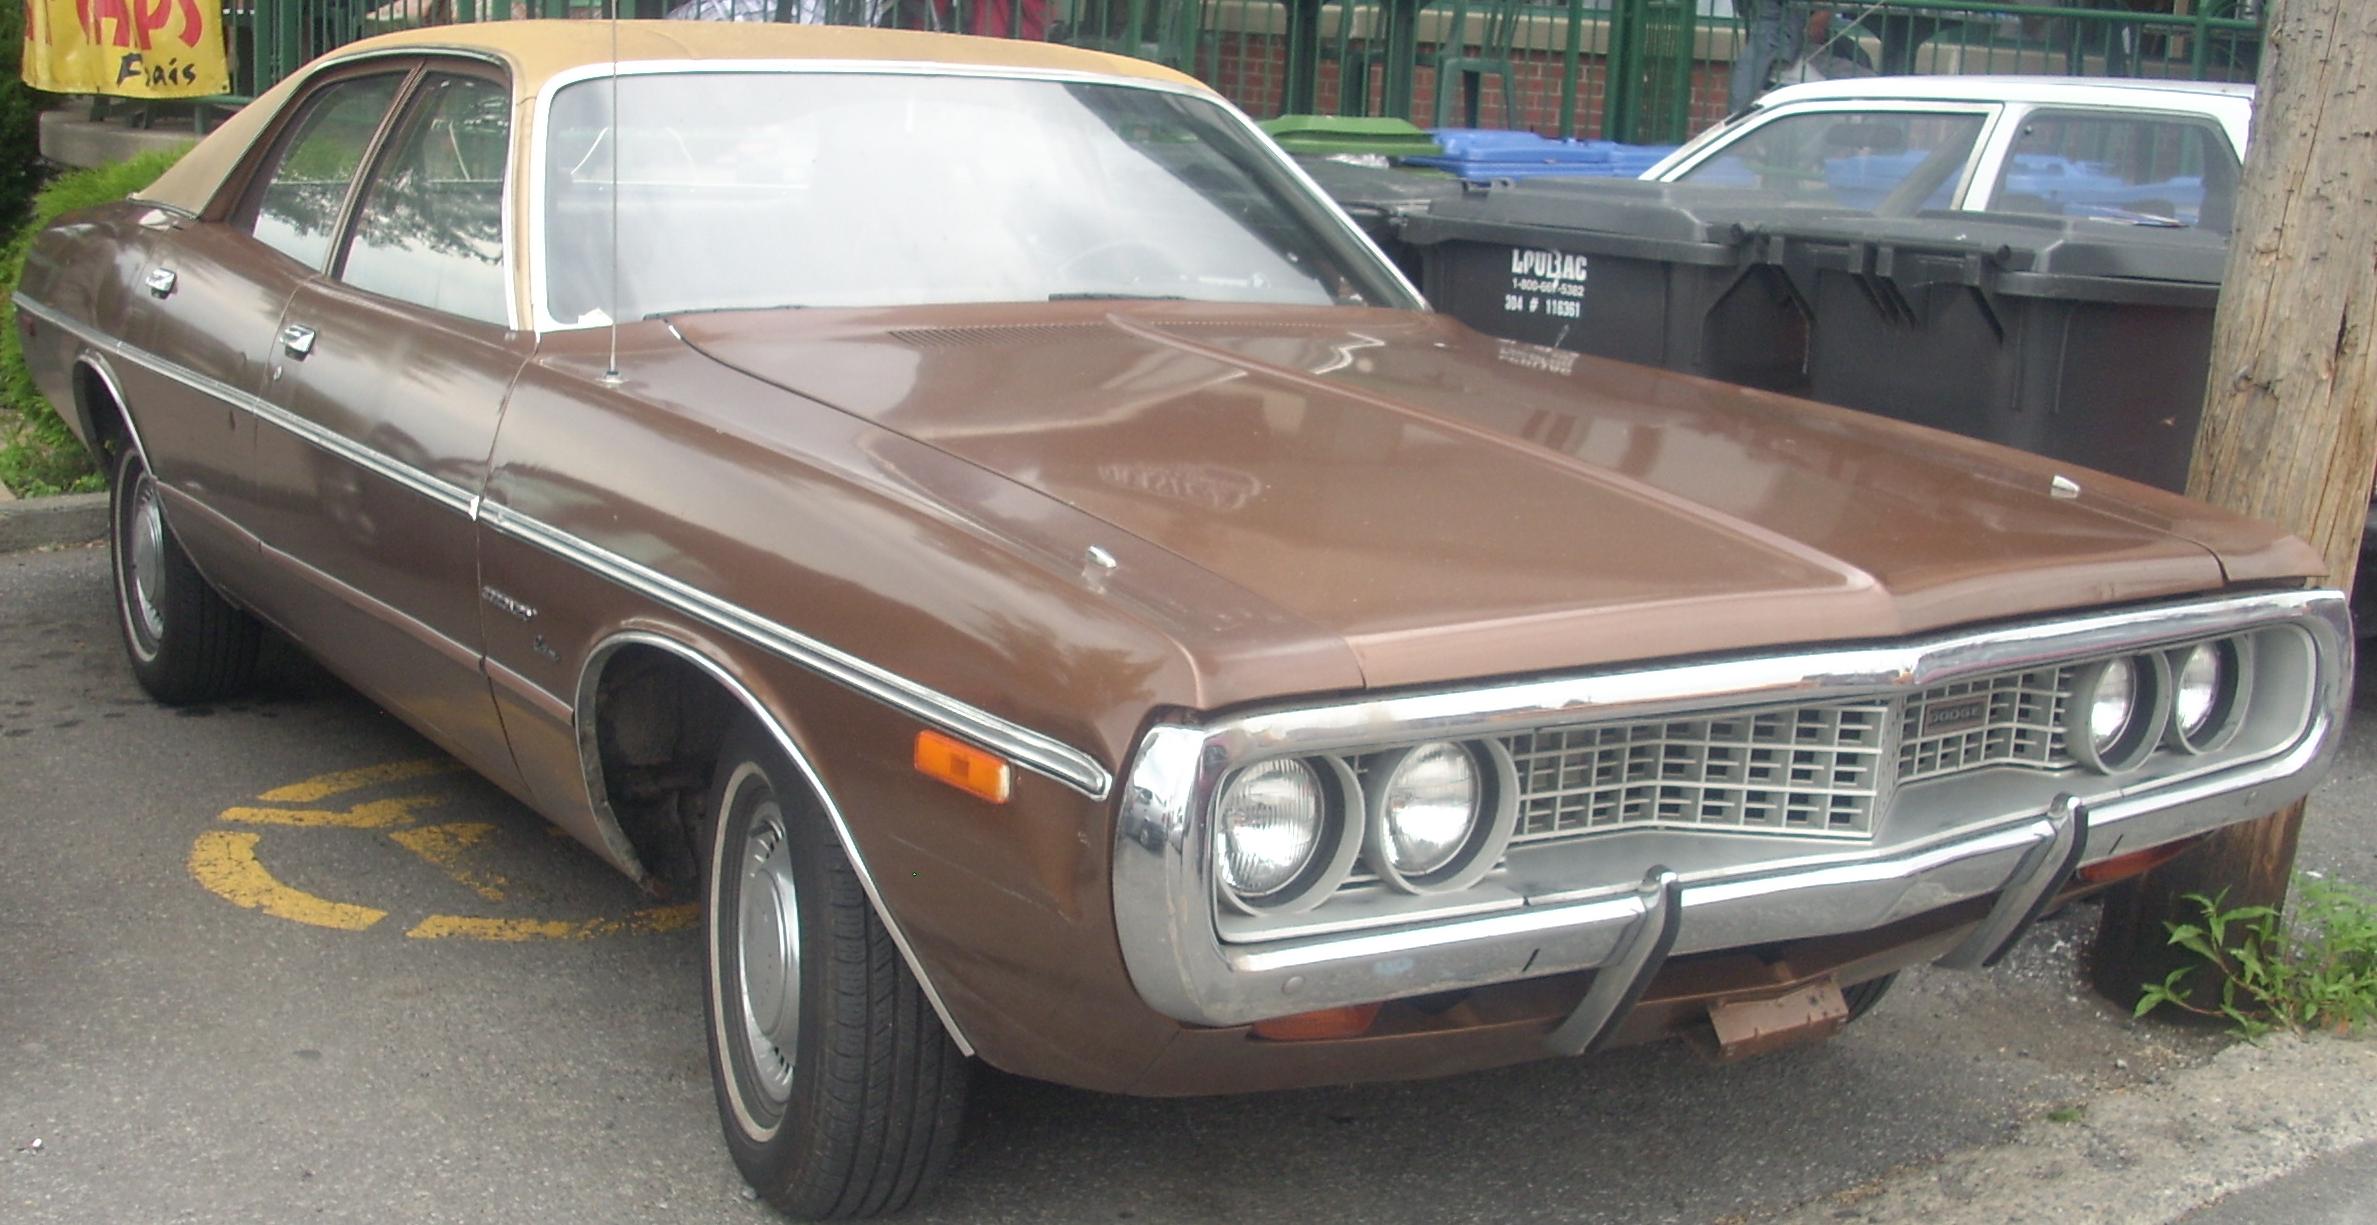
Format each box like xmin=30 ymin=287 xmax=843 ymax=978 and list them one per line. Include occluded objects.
xmin=914 ymin=730 xmax=1012 ymax=804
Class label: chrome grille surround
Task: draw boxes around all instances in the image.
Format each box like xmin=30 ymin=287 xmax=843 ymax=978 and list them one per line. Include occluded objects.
xmin=1112 ymin=590 xmax=2353 ymax=1026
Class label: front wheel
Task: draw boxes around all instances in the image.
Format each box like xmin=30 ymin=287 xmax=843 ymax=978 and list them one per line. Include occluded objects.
xmin=109 ymin=444 xmax=259 ymax=704
xmin=702 ymin=720 xmax=969 ymax=1218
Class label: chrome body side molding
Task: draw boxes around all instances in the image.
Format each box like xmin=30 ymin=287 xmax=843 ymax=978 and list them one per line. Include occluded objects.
xmin=17 ymin=293 xmax=1113 ymax=800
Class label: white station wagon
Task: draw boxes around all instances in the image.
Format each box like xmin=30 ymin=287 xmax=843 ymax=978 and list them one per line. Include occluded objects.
xmin=1643 ymin=76 xmax=2253 ymax=230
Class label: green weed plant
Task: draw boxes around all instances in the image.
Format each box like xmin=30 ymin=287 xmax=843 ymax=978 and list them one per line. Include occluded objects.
xmin=2136 ymin=875 xmax=2377 ymax=1039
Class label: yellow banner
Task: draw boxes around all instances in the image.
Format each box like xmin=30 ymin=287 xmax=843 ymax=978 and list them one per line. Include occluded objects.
xmin=22 ymin=0 xmax=231 ymax=98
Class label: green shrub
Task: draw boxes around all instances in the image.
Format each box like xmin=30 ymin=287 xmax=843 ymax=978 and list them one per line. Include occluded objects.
xmin=2135 ymin=874 xmax=2377 ymax=1038
xmin=1 ymin=146 xmax=192 ymax=496
xmin=0 ymin=1 xmax=44 ymax=234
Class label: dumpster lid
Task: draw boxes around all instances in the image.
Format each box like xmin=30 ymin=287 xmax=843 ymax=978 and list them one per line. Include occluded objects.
xmin=1403 ymin=177 xmax=1861 ymax=248
xmin=1761 ymin=212 xmax=2229 ymax=284
xmin=1294 ymin=157 xmax=1465 ymax=215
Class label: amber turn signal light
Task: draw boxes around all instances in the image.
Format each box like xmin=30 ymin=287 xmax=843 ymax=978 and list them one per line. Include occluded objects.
xmin=1250 ymin=1003 xmax=1382 ymax=1041
xmin=914 ymin=730 xmax=1012 ymax=804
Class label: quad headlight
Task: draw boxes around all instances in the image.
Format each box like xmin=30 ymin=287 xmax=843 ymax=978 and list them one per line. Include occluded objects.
xmin=1212 ymin=740 xmax=1518 ymax=909
xmin=1215 ymin=756 xmax=1361 ymax=913
xmin=2165 ymin=638 xmax=2251 ymax=754
xmin=2069 ymin=653 xmax=2168 ymax=772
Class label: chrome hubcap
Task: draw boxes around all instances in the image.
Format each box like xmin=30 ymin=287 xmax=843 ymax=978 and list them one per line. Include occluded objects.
xmin=127 ymin=473 xmax=167 ymax=649
xmin=735 ymin=800 xmax=800 ymax=1106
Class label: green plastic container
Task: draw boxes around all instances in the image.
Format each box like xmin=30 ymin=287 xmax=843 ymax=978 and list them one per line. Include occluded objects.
xmin=1259 ymin=115 xmax=1442 ymax=160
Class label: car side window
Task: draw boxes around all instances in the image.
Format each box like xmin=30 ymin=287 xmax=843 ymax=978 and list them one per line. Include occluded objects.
xmin=1985 ymin=110 xmax=2240 ymax=232
xmin=337 ymin=74 xmax=512 ymax=326
xmin=1673 ymin=110 xmax=1986 ymax=213
xmin=247 ymin=73 xmax=407 ymax=270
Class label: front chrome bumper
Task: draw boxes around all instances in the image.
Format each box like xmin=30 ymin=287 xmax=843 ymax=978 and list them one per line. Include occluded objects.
xmin=1113 ymin=590 xmax=2352 ymax=1029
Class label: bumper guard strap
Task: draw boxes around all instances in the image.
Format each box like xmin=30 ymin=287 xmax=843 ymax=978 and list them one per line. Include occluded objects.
xmin=1545 ymin=866 xmax=1683 ymax=1057
xmin=1937 ymin=794 xmax=2089 ymax=971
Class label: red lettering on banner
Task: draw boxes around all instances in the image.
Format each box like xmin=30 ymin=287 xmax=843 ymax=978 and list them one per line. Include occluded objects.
xmin=73 ymin=0 xmax=204 ymax=49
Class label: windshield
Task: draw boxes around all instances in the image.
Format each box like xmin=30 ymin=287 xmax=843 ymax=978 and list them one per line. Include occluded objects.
xmin=540 ymin=71 xmax=1412 ymax=323
xmin=1672 ymin=110 xmax=1987 ymax=214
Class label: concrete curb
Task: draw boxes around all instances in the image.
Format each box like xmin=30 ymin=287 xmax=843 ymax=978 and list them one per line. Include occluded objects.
xmin=1766 ymin=1033 xmax=2377 ymax=1224
xmin=0 ymin=492 xmax=108 ymax=554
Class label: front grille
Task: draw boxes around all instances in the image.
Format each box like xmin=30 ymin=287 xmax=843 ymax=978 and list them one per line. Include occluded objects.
xmin=1898 ymin=666 xmax=2075 ymax=783
xmin=1505 ymin=700 xmax=1890 ymax=842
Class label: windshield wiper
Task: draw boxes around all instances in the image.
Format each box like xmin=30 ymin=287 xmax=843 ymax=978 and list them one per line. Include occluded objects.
xmin=1047 ymin=292 xmax=1188 ymax=302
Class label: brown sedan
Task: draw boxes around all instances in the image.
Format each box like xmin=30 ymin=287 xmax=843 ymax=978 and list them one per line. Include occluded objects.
xmin=12 ymin=20 xmax=2353 ymax=1219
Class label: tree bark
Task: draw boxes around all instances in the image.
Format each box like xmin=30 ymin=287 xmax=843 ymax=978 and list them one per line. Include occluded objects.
xmin=2091 ymin=0 xmax=2377 ymax=1007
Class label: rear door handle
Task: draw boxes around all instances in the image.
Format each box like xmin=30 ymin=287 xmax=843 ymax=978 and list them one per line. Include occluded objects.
xmin=279 ymin=323 xmax=316 ymax=358
xmin=144 ymin=267 xmax=177 ymax=298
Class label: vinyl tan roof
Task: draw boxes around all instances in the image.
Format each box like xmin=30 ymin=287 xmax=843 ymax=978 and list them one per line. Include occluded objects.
xmin=139 ymin=20 xmax=1207 ymax=220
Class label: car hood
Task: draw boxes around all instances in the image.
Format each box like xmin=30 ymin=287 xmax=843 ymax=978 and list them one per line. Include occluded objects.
xmin=670 ymin=303 xmax=2319 ymax=690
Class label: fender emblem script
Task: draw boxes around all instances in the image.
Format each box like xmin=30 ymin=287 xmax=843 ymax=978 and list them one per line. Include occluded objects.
xmin=480 ymin=586 xmax=538 ymax=622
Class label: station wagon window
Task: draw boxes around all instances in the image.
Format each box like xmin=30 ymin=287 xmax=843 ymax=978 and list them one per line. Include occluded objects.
xmin=1983 ymin=110 xmax=2240 ymax=232
xmin=338 ymin=74 xmax=512 ymax=325
xmin=1672 ymin=109 xmax=1986 ymax=213
xmin=247 ymin=73 xmax=406 ymax=270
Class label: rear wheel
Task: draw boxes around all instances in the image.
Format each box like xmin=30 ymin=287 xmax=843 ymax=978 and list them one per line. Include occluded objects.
xmin=109 ymin=444 xmax=259 ymax=704
xmin=701 ymin=719 xmax=968 ymax=1218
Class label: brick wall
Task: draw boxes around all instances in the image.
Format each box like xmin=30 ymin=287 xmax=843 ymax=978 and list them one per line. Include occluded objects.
xmin=1202 ymin=28 xmax=1733 ymax=140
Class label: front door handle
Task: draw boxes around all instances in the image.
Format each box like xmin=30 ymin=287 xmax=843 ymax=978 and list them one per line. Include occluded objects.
xmin=144 ymin=267 xmax=177 ymax=298
xmin=279 ymin=323 xmax=316 ymax=358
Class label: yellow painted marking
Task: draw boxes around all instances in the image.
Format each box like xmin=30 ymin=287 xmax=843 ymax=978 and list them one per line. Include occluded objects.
xmin=388 ymin=822 xmax=510 ymax=902
xmin=187 ymin=832 xmax=387 ymax=931
xmin=405 ymin=904 xmax=697 ymax=942
xmin=218 ymin=794 xmax=443 ymax=830
xmin=259 ymin=759 xmax=459 ymax=804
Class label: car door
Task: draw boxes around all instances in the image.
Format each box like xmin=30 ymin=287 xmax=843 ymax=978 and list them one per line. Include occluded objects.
xmin=245 ymin=63 xmax=533 ymax=780
xmin=104 ymin=66 xmax=412 ymax=590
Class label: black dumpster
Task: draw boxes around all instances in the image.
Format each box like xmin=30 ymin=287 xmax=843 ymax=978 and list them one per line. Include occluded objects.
xmin=1399 ymin=179 xmax=1835 ymax=394
xmin=1765 ymin=213 xmax=2226 ymax=492
xmin=1293 ymin=157 xmax=1465 ymax=285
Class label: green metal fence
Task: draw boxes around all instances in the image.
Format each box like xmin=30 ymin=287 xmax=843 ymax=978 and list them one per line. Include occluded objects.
xmin=200 ymin=1 xmax=2263 ymax=143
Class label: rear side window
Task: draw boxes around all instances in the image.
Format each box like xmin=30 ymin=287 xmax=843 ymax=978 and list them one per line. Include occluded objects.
xmin=247 ymin=73 xmax=406 ymax=269
xmin=338 ymin=74 xmax=512 ymax=325
xmin=1674 ymin=110 xmax=1987 ymax=213
xmin=1984 ymin=110 xmax=2241 ymax=232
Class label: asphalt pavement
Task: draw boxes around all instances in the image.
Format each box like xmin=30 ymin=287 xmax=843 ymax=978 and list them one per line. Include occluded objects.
xmin=4 ymin=539 xmax=2374 ymax=1225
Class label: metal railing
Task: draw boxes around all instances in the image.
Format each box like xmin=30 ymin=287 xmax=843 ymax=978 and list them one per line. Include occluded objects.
xmin=190 ymin=1 xmax=2262 ymax=143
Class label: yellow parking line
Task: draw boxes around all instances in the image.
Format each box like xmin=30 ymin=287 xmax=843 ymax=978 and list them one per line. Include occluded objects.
xmin=405 ymin=904 xmax=697 ymax=942
xmin=187 ymin=831 xmax=387 ymax=931
xmin=218 ymin=794 xmax=442 ymax=829
xmin=388 ymin=822 xmax=509 ymax=901
xmin=259 ymin=759 xmax=459 ymax=804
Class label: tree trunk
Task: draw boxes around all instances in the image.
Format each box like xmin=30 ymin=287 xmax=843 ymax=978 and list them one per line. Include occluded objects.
xmin=2091 ymin=0 xmax=2377 ymax=1007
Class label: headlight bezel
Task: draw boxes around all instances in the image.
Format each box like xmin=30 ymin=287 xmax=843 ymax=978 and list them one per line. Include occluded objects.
xmin=2067 ymin=652 xmax=2171 ymax=773
xmin=2165 ymin=637 xmax=2254 ymax=754
xmin=1213 ymin=754 xmax=1363 ymax=915
xmin=1361 ymin=739 xmax=1520 ymax=895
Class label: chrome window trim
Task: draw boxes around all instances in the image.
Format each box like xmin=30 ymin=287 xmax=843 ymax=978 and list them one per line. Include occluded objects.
xmin=1113 ymin=589 xmax=2352 ymax=1027
xmin=18 ymin=293 xmax=1112 ymax=799
xmin=574 ymin=629 xmax=976 ymax=1058
xmin=521 ymin=59 xmax=1424 ymax=333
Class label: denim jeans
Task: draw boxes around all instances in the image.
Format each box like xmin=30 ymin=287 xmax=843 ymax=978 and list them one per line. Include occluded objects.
xmin=1729 ymin=0 xmax=1813 ymax=113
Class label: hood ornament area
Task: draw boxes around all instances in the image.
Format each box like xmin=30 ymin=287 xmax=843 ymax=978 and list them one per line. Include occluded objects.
xmin=2050 ymin=475 xmax=2082 ymax=500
